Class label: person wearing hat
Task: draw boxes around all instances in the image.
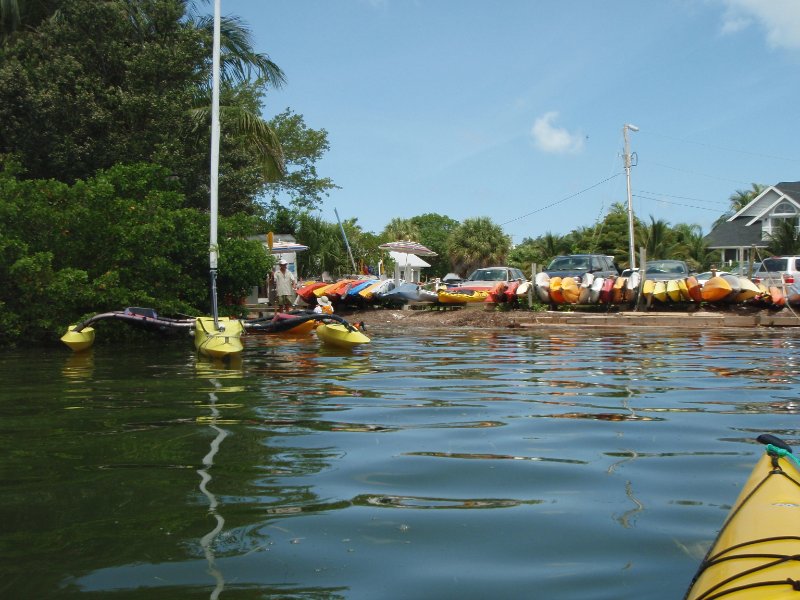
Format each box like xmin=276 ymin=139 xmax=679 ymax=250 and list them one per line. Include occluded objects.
xmin=314 ymin=295 xmax=333 ymax=315
xmin=271 ymin=259 xmax=296 ymax=313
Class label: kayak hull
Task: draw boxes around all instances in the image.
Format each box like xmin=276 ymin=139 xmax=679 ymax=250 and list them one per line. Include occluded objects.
xmin=194 ymin=317 xmax=244 ymax=359
xmin=685 ymin=443 xmax=800 ymax=600
xmin=316 ymin=323 xmax=370 ymax=349
xmin=61 ymin=325 xmax=96 ymax=352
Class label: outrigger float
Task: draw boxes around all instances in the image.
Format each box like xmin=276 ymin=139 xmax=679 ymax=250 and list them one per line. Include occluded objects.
xmin=60 ymin=307 xmax=370 ymax=354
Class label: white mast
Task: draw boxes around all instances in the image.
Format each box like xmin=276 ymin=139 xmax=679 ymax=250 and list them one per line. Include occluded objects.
xmin=209 ymin=0 xmax=222 ymax=325
xmin=623 ymin=123 xmax=639 ymax=270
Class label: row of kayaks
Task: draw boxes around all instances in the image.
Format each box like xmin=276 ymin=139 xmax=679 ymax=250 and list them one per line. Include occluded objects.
xmin=296 ymin=278 xmax=532 ymax=308
xmin=534 ymin=271 xmax=798 ymax=309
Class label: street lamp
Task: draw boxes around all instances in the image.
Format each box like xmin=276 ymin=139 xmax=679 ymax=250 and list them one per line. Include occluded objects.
xmin=623 ymin=124 xmax=639 ymax=270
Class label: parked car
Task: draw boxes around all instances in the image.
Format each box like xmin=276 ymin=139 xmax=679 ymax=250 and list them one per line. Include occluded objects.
xmin=695 ymin=270 xmax=731 ymax=287
xmin=643 ymin=260 xmax=691 ymax=281
xmin=754 ymin=256 xmax=800 ymax=285
xmin=457 ymin=266 xmax=527 ymax=290
xmin=441 ymin=272 xmax=463 ymax=287
xmin=543 ymin=254 xmax=618 ymax=282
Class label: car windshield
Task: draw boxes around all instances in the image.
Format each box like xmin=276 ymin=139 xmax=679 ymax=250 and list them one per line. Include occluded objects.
xmin=646 ymin=261 xmax=687 ymax=275
xmin=547 ymin=257 xmax=589 ymax=271
xmin=759 ymin=258 xmax=788 ymax=272
xmin=467 ymin=269 xmax=506 ymax=281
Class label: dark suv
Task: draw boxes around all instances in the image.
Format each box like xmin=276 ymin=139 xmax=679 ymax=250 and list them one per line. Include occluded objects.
xmin=544 ymin=254 xmax=619 ymax=282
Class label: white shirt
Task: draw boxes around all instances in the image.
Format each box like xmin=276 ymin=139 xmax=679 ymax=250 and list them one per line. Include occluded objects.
xmin=274 ymin=268 xmax=296 ymax=296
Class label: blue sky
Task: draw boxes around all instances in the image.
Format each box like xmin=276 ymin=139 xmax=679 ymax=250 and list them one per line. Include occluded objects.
xmin=225 ymin=0 xmax=800 ymax=245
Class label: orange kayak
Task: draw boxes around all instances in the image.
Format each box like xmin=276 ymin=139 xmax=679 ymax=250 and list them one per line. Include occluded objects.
xmin=560 ymin=277 xmax=580 ymax=304
xmin=685 ymin=276 xmax=702 ymax=302
xmin=549 ymin=277 xmax=564 ymax=304
xmin=701 ymin=276 xmax=733 ymax=303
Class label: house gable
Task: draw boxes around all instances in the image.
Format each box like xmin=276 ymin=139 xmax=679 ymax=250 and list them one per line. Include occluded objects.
xmin=730 ymin=182 xmax=800 ymax=223
xmin=745 ymin=189 xmax=800 ymax=227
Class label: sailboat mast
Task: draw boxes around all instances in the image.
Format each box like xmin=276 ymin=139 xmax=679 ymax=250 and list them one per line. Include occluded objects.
xmin=209 ymin=0 xmax=222 ymax=325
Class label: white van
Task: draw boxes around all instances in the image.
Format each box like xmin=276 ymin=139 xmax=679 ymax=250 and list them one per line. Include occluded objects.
xmin=753 ymin=256 xmax=800 ymax=286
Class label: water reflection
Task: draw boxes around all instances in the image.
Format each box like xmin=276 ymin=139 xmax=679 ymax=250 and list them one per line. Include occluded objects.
xmin=61 ymin=350 xmax=94 ymax=380
xmin=197 ymin=380 xmax=228 ymax=599
xmin=5 ymin=327 xmax=800 ymax=599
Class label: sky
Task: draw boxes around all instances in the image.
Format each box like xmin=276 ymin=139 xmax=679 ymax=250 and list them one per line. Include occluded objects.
xmin=225 ymin=0 xmax=800 ymax=245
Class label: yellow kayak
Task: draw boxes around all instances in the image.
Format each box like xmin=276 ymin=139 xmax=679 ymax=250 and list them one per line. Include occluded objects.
xmin=666 ymin=279 xmax=682 ymax=302
xmin=641 ymin=279 xmax=655 ymax=302
xmin=652 ymin=280 xmax=668 ymax=303
xmin=194 ymin=316 xmax=244 ymax=359
xmin=316 ymin=323 xmax=370 ymax=349
xmin=61 ymin=325 xmax=96 ymax=352
xmin=685 ymin=434 xmax=800 ymax=600
xmin=437 ymin=289 xmax=489 ymax=304
xmin=677 ymin=278 xmax=691 ymax=301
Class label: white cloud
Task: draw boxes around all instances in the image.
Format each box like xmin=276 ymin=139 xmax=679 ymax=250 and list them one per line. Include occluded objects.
xmin=718 ymin=0 xmax=800 ymax=50
xmin=531 ymin=112 xmax=585 ymax=154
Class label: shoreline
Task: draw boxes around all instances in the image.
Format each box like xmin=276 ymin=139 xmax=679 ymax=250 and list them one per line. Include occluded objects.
xmin=334 ymin=304 xmax=800 ymax=330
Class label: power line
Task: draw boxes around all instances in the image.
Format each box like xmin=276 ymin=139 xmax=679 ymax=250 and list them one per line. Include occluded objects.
xmin=645 ymin=131 xmax=800 ymax=164
xmin=635 ymin=189 xmax=728 ymax=206
xmin=647 ymin=160 xmax=754 ymax=186
xmin=501 ymin=173 xmax=623 ymax=226
xmin=632 ymin=193 xmax=722 ymax=213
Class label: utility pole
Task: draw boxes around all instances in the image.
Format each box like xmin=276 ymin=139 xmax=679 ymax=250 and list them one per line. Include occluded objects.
xmin=623 ymin=123 xmax=639 ymax=270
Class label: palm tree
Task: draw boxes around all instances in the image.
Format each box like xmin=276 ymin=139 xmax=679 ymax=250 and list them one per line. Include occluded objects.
xmin=381 ymin=218 xmax=421 ymax=242
xmin=536 ymin=232 xmax=571 ymax=263
xmin=185 ymin=4 xmax=287 ymax=180
xmin=446 ymin=217 xmax=511 ymax=275
xmin=730 ymin=183 xmax=766 ymax=212
xmin=766 ymin=219 xmax=800 ymax=255
xmin=673 ymin=224 xmax=713 ymax=271
xmin=713 ymin=183 xmax=766 ymax=228
xmin=639 ymin=216 xmax=676 ymax=260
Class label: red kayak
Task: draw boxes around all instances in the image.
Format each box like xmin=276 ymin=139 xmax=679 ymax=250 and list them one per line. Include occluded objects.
xmin=296 ymin=282 xmax=329 ymax=303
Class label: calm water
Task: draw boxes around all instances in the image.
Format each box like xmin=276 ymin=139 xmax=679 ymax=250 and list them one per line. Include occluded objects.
xmin=1 ymin=324 xmax=799 ymax=599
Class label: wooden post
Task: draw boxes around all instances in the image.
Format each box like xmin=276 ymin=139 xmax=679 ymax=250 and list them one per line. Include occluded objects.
xmin=529 ymin=263 xmax=537 ymax=308
xmin=635 ymin=247 xmax=647 ymax=311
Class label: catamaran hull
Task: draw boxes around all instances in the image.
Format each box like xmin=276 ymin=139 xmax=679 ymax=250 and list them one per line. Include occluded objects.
xmin=194 ymin=317 xmax=244 ymax=358
xmin=316 ymin=323 xmax=370 ymax=349
xmin=60 ymin=325 xmax=96 ymax=352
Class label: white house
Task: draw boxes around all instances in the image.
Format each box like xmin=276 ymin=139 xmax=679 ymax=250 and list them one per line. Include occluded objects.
xmin=704 ymin=181 xmax=800 ymax=266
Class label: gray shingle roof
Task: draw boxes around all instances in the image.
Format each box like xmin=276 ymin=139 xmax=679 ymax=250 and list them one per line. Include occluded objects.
xmin=704 ymin=216 xmax=766 ymax=248
xmin=775 ymin=181 xmax=800 ymax=201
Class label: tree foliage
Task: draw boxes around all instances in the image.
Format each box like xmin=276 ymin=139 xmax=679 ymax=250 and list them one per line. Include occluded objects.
xmin=0 ymin=0 xmax=205 ymax=184
xmin=1 ymin=160 xmax=267 ymax=345
xmin=766 ymin=219 xmax=800 ymax=255
xmin=408 ymin=213 xmax=459 ymax=277
xmin=446 ymin=217 xmax=511 ymax=276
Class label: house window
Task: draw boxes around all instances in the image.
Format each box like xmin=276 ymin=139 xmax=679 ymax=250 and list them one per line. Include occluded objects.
xmin=772 ymin=201 xmax=798 ymax=217
xmin=763 ymin=215 xmax=800 ymax=239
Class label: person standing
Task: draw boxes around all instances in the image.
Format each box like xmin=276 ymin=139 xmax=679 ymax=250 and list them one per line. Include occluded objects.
xmin=272 ymin=259 xmax=296 ymax=313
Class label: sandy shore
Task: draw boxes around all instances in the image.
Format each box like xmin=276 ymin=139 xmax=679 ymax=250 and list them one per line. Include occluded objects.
xmin=338 ymin=305 xmax=525 ymax=329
